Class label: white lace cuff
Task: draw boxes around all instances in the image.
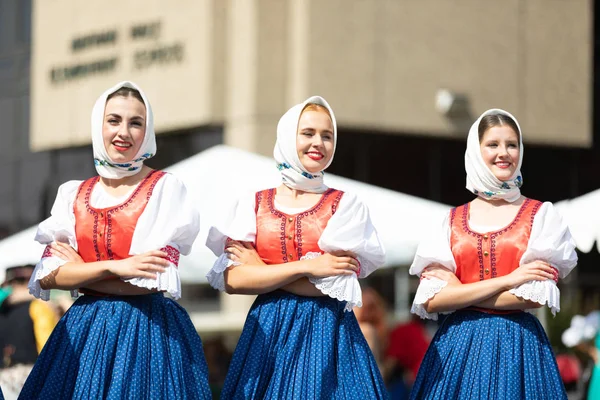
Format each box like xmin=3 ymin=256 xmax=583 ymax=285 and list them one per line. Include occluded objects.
xmin=304 ymin=252 xmax=362 ymax=312
xmin=206 ymin=253 xmax=237 ymax=292
xmin=124 ymin=262 xmax=181 ymax=299
xmin=410 ymin=277 xmax=448 ymax=320
xmin=509 ymin=280 xmax=560 ymax=316
xmin=124 ymin=245 xmax=183 ymax=299
xmin=28 ymin=255 xmax=78 ymax=301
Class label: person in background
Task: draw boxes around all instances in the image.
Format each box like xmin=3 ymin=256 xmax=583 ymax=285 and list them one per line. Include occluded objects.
xmin=354 ymin=287 xmax=389 ymax=369
xmin=384 ymin=314 xmax=430 ymax=396
xmin=554 ymin=353 xmax=581 ymax=393
xmin=202 ymin=336 xmax=233 ymax=398
xmin=562 ymin=311 xmax=600 ymax=399
xmin=588 ymin=330 xmax=600 ymax=399
xmin=0 ymin=265 xmax=57 ymax=399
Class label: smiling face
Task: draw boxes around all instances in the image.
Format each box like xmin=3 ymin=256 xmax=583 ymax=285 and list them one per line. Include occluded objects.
xmin=296 ymin=106 xmax=335 ymax=173
xmin=479 ymin=125 xmax=520 ymax=181
xmin=102 ymin=95 xmax=147 ymax=163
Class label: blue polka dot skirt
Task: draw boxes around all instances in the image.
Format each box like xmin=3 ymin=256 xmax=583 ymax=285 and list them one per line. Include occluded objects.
xmin=410 ymin=310 xmax=567 ymax=400
xmin=18 ymin=293 xmax=211 ymax=400
xmin=221 ymin=290 xmax=388 ymax=399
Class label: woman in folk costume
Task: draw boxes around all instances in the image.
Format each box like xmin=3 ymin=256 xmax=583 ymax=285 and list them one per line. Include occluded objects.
xmin=408 ymin=109 xmax=577 ymax=400
xmin=205 ymin=96 xmax=388 ymax=399
xmin=19 ymin=81 xmax=211 ymax=399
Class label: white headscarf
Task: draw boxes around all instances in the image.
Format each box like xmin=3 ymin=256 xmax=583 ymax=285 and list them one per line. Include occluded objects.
xmin=465 ymin=108 xmax=524 ymax=202
xmin=273 ymin=96 xmax=337 ymax=193
xmin=91 ymin=81 xmax=156 ymax=179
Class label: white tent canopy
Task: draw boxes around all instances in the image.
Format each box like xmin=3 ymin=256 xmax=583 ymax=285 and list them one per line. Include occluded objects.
xmin=555 ymin=189 xmax=600 ymax=253
xmin=0 ymin=145 xmax=451 ymax=283
xmin=0 ymin=226 xmax=40 ymax=282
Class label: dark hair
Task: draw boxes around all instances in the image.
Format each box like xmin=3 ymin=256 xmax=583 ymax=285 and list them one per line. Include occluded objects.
xmin=106 ymin=87 xmax=145 ymax=105
xmin=478 ymin=113 xmax=520 ymax=143
xmin=3 ymin=264 xmax=34 ymax=285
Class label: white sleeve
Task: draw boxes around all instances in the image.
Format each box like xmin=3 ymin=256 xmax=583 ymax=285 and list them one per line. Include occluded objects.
xmin=308 ymin=192 xmax=385 ymax=311
xmin=204 ymin=192 xmax=257 ymax=292
xmin=408 ymin=212 xmax=456 ymax=320
xmin=509 ymin=202 xmax=578 ymax=315
xmin=28 ymin=180 xmax=82 ymax=301
xmin=125 ymin=174 xmax=200 ymax=300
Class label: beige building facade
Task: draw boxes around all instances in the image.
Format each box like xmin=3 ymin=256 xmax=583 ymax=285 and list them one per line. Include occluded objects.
xmin=32 ymin=0 xmax=593 ymax=154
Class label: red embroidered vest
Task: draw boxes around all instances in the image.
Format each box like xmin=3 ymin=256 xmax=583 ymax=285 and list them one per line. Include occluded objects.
xmin=254 ymin=188 xmax=344 ymax=264
xmin=73 ymin=170 xmax=165 ymax=263
xmin=71 ymin=170 xmax=165 ymax=295
xmin=449 ymin=198 xmax=543 ymax=313
xmin=450 ymin=198 xmax=543 ymax=282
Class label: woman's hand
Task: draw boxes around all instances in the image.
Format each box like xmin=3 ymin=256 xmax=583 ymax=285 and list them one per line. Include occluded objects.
xmin=50 ymin=242 xmax=84 ymax=263
xmin=225 ymin=241 xmax=359 ymax=279
xmin=225 ymin=241 xmax=265 ymax=266
xmin=422 ymin=263 xmax=461 ymax=285
xmin=305 ymin=251 xmax=360 ymax=279
xmin=502 ymin=260 xmax=557 ymax=288
xmin=109 ymin=250 xmax=169 ymax=280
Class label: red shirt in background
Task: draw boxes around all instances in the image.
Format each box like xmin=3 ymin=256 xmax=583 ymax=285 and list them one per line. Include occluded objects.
xmin=386 ymin=320 xmax=430 ymax=380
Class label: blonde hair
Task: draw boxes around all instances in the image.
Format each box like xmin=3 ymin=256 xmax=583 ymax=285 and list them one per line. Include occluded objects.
xmin=301 ymin=103 xmax=331 ymax=118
